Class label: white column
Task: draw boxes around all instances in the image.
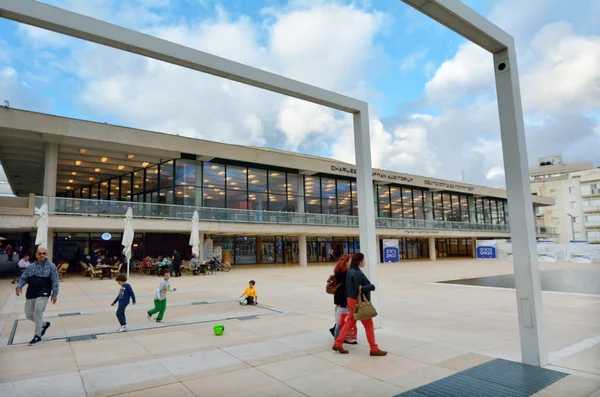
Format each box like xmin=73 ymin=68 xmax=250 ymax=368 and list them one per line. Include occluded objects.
xmin=299 ymin=234 xmax=307 ymax=266
xmin=199 ymin=232 xmax=204 ymax=262
xmin=43 ymin=143 xmax=58 ymax=196
xmin=494 ymin=46 xmax=546 ymax=366
xmin=353 ymin=106 xmax=380 ymax=328
xmin=428 ymin=237 xmax=436 ymax=261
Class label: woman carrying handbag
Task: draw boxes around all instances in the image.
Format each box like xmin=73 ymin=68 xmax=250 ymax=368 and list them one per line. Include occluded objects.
xmin=332 ymin=253 xmax=387 ymax=356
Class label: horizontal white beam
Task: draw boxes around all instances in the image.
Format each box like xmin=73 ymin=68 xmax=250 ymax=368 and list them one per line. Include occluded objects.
xmin=0 ymin=0 xmax=365 ymax=113
xmin=401 ymin=0 xmax=512 ymax=53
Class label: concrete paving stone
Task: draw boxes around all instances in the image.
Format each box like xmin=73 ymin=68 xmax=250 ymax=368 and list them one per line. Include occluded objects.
xmin=183 ymin=368 xmax=279 ymax=397
xmin=396 ymin=342 xmax=471 ymax=364
xmin=159 ymin=347 xmax=245 ymax=378
xmin=345 ymin=353 xmax=430 ymax=381
xmin=113 ymin=382 xmax=195 ymax=397
xmin=437 ymin=352 xmax=496 ymax=372
xmin=0 ymin=372 xmax=85 ymax=397
xmin=256 ymin=354 xmax=339 ymax=382
xmin=221 ymin=339 xmax=297 ymax=362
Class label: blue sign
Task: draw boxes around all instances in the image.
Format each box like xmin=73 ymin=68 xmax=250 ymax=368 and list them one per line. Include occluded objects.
xmin=476 ymin=246 xmax=496 ymax=259
xmin=383 ymin=247 xmax=399 ymax=262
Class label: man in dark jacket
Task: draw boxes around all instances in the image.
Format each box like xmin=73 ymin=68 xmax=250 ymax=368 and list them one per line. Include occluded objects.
xmin=172 ymin=249 xmax=182 ymax=277
xmin=15 ymin=247 xmax=59 ymax=346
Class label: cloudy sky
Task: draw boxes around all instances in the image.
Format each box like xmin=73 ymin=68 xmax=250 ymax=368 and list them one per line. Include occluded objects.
xmin=0 ymin=0 xmax=599 ymax=188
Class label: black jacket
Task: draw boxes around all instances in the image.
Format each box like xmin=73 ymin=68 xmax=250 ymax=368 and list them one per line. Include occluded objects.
xmin=334 ymin=270 xmax=347 ymax=307
xmin=173 ymin=252 xmax=182 ymax=266
xmin=345 ymin=267 xmax=375 ymax=301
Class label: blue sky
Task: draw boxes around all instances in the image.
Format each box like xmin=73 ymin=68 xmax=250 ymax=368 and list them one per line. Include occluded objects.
xmin=1 ymin=0 xmax=599 ymax=187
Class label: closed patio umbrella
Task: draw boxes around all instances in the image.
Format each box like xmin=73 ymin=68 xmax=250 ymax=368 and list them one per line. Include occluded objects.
xmin=35 ymin=203 xmax=49 ymax=250
xmin=189 ymin=210 xmax=200 ymax=259
xmin=122 ymin=207 xmax=134 ymax=278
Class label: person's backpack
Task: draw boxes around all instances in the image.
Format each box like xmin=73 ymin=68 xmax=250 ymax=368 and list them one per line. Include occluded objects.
xmin=326 ymin=274 xmax=340 ymax=294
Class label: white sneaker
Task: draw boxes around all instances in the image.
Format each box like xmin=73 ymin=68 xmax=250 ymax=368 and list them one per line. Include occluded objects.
xmin=118 ymin=325 xmax=128 ymax=332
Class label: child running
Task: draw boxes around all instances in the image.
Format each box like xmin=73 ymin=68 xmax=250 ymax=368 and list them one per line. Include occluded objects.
xmin=147 ymin=271 xmax=176 ymax=323
xmin=239 ymin=280 xmax=258 ymax=305
xmin=111 ymin=274 xmax=136 ymax=332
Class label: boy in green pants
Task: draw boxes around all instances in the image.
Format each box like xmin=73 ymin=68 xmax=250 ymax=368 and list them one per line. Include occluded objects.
xmin=147 ymin=271 xmax=177 ymax=323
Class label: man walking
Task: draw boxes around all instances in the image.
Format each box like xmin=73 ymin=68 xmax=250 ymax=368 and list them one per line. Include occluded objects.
xmin=15 ymin=247 xmax=59 ymax=346
xmin=172 ymin=249 xmax=182 ymax=277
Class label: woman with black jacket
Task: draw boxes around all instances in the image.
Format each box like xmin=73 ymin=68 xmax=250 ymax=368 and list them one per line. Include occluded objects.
xmin=332 ymin=253 xmax=387 ymax=356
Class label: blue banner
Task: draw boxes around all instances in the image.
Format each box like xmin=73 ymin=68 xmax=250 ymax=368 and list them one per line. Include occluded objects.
xmin=476 ymin=240 xmax=497 ymax=259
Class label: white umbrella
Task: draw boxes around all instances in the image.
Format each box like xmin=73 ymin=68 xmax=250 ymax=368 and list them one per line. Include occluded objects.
xmin=35 ymin=203 xmax=49 ymax=250
xmin=121 ymin=207 xmax=134 ymax=278
xmin=189 ymin=211 xmax=200 ymax=258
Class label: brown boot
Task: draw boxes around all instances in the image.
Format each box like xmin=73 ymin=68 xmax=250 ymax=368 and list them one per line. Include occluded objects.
xmin=332 ymin=344 xmax=349 ymax=354
xmin=370 ymin=350 xmax=387 ymax=356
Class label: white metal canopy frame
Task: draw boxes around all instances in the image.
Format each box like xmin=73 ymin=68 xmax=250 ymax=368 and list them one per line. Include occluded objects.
xmin=0 ymin=0 xmax=545 ymax=366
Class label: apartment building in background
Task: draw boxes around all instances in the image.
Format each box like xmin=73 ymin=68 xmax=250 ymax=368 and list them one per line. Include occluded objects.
xmin=530 ymin=155 xmax=600 ymax=244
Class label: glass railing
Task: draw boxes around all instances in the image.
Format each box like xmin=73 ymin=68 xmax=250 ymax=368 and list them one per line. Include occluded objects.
xmin=583 ymin=205 xmax=600 ymax=212
xmin=584 ymin=221 xmax=600 ymax=227
xmin=35 ymin=196 xmax=554 ymax=234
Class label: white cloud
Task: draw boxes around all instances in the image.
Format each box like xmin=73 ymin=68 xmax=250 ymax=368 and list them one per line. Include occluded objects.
xmin=486 ymin=167 xmax=505 ymax=181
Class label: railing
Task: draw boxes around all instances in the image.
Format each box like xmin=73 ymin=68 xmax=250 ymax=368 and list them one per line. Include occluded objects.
xmin=34 ymin=196 xmax=554 ymax=234
xmin=583 ymin=205 xmax=600 ymax=212
xmin=584 ymin=221 xmax=600 ymax=228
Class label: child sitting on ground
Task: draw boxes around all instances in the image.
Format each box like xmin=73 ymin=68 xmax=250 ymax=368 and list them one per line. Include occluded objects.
xmin=239 ymin=280 xmax=258 ymax=305
xmin=111 ymin=274 xmax=136 ymax=332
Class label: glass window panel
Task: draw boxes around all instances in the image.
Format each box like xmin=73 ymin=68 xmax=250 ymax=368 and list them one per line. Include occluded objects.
xmin=460 ymin=196 xmax=469 ymax=222
xmin=146 ymin=165 xmax=159 ymax=193
xmin=81 ymin=186 xmax=90 ymax=199
xmin=133 ymin=170 xmax=144 ymax=196
xmin=268 ymin=171 xmax=286 ymax=194
xmin=306 ymin=197 xmax=321 ymax=213
xmin=287 ymin=194 xmax=299 ymax=212
xmin=305 ymin=176 xmax=320 ymax=198
xmin=402 ymin=188 xmax=413 ymax=219
xmin=203 ymin=162 xmax=225 ymax=189
xmin=391 ymin=205 xmax=402 ymax=218
xmin=100 ymin=180 xmax=109 ymax=200
xmin=163 ymin=188 xmax=175 ymax=205
xmin=413 ymin=189 xmax=423 ymax=207
xmin=269 ymin=193 xmax=286 ymax=211
xmin=450 ymin=194 xmax=460 ymax=222
xmin=338 ymin=195 xmax=351 ymax=215
xmin=226 ymin=165 xmax=247 ymax=192
xmin=322 ymin=198 xmax=337 ymax=215
xmin=227 ymin=190 xmax=248 ymax=209
xmin=378 ymin=186 xmax=390 ymax=217
xmin=160 ymin=161 xmax=174 ymax=188
xmin=414 ymin=206 xmax=424 ymax=220
xmin=498 ymin=201 xmax=505 ymax=224
xmin=352 ymin=201 xmax=358 ymax=216
xmin=491 ymin=199 xmax=499 ymax=224
xmin=175 ymin=160 xmax=196 ymax=187
xmin=321 ymin=178 xmax=336 ymax=199
xmin=337 ymin=180 xmax=351 ymax=200
xmin=204 ymin=187 xmax=225 ymax=208
xmin=248 ymin=192 xmax=268 ymax=211
xmin=433 ymin=192 xmax=443 ymax=221
xmin=483 ymin=198 xmax=491 ymax=224
xmin=175 ymin=186 xmax=195 ymax=206
xmin=248 ymin=168 xmax=267 ymax=192
xmin=390 ymin=187 xmax=402 ymax=206
xmin=287 ymin=174 xmax=301 ymax=196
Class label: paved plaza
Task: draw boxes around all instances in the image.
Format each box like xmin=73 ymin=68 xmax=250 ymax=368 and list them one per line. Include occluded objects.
xmin=0 ymin=259 xmax=599 ymax=397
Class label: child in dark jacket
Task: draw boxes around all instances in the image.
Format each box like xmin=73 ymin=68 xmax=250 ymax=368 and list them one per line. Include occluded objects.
xmin=111 ymin=274 xmax=136 ymax=332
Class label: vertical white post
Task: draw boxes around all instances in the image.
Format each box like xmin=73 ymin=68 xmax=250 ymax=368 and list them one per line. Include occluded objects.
xmin=353 ymin=106 xmax=380 ymax=328
xmin=199 ymin=232 xmax=204 ymax=263
xmin=494 ymin=45 xmax=546 ymax=366
xmin=428 ymin=237 xmax=436 ymax=260
xmin=43 ymin=143 xmax=58 ymax=196
xmin=299 ymin=234 xmax=307 ymax=266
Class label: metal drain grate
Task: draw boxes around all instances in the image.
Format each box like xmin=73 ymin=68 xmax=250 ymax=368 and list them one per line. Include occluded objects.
xmin=67 ymin=334 xmax=97 ymax=342
xmin=396 ymin=359 xmax=568 ymax=397
xmin=58 ymin=312 xmax=81 ymax=317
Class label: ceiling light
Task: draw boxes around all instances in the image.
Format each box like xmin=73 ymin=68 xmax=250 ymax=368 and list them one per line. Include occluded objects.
xmin=102 ymin=182 xmax=108 ymax=186
xmin=134 ymin=184 xmax=140 ymax=188
xmin=75 ymin=160 xmax=81 ymax=166
xmin=79 ymin=148 xmax=87 ymax=154
xmin=127 ymin=154 xmax=134 ymax=159
xmin=271 ymin=172 xmax=280 ymax=177
xmin=71 ymin=172 xmax=77 ymax=176
xmin=248 ymin=175 xmax=256 ymax=179
xmin=177 ymin=191 xmax=183 ymax=195
xmin=94 ymin=168 xmax=100 ymax=172
xmin=210 ymin=165 xmax=219 ymax=170
xmin=66 ymin=186 xmax=72 ymax=190
xmin=141 ymin=162 xmax=150 ymax=168
xmin=117 ymin=165 xmax=125 ymax=170
xmin=188 ymin=186 xmax=194 ymax=190
xmin=203 ymin=179 xmax=209 ymax=183
xmin=243 ymin=169 xmax=248 ymax=173
xmin=230 ymin=182 xmax=237 ymax=186
xmin=122 ymin=180 xmax=128 ymax=184
xmin=100 ymin=157 xmax=108 ymax=163
xmin=219 ymin=192 xmax=225 ymax=195
xmin=251 ymin=180 xmax=260 ymax=184
xmin=68 ymin=179 xmax=74 ymax=183
xmin=218 ymin=171 xmax=225 ymax=176
xmin=89 ymin=177 xmax=95 ymax=182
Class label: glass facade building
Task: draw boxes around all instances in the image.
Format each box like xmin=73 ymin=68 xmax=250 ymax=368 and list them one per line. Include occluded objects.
xmin=60 ymin=158 xmax=509 ymax=226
